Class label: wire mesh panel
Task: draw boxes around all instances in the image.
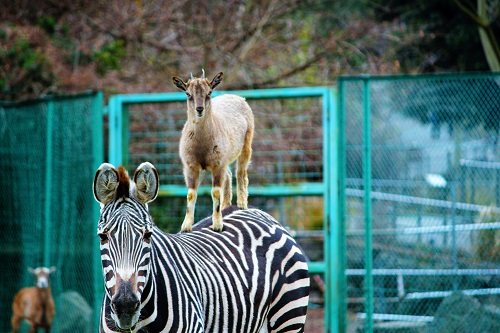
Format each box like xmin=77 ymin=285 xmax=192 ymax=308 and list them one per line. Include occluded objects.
xmin=112 ymin=89 xmax=327 ymax=231
xmin=340 ymin=73 xmax=500 ymax=332
xmin=126 ymin=97 xmax=324 ymax=185
xmin=0 ymin=93 xmax=103 ymax=332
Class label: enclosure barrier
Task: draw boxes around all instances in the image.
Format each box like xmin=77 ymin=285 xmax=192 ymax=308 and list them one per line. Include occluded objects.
xmin=3 ymin=72 xmax=499 ymax=333
xmin=340 ymin=73 xmax=500 ymax=333
xmin=0 ymin=92 xmax=104 ymax=331
xmin=107 ymin=86 xmax=344 ymax=332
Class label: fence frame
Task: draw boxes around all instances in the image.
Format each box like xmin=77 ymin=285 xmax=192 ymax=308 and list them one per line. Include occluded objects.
xmin=91 ymin=92 xmax=105 ymax=328
xmin=338 ymin=72 xmax=500 ymax=333
xmin=0 ymin=91 xmax=104 ymax=331
xmin=107 ymin=86 xmax=345 ymax=333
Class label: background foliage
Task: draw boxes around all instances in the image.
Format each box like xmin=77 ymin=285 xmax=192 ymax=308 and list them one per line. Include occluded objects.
xmin=0 ymin=0 xmax=498 ymax=101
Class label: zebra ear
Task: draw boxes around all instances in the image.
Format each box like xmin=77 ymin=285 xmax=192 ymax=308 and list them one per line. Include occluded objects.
xmin=134 ymin=162 xmax=159 ymax=204
xmin=93 ymin=163 xmax=120 ymax=205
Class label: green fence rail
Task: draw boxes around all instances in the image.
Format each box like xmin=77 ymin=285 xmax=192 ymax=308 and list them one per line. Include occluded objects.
xmin=339 ymin=73 xmax=500 ymax=333
xmin=0 ymin=92 xmax=103 ymax=332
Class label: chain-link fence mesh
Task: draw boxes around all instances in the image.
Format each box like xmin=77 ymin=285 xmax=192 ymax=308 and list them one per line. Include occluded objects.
xmin=340 ymin=73 xmax=500 ymax=332
xmin=0 ymin=93 xmax=103 ymax=332
xmin=5 ymin=75 xmax=498 ymax=332
xmin=122 ymin=94 xmax=325 ymax=235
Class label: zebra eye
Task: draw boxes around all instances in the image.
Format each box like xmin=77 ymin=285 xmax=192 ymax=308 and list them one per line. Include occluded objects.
xmin=98 ymin=233 xmax=109 ymax=244
xmin=143 ymin=231 xmax=152 ymax=243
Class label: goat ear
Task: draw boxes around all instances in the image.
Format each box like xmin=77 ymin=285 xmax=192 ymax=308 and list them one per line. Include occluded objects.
xmin=172 ymin=77 xmax=187 ymax=91
xmin=49 ymin=267 xmax=56 ymax=274
xmin=93 ymin=163 xmax=120 ymax=205
xmin=28 ymin=267 xmax=35 ymax=274
xmin=133 ymin=162 xmax=159 ymax=204
xmin=210 ymin=72 xmax=223 ymax=90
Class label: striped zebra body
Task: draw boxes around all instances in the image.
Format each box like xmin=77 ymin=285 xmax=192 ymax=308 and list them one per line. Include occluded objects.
xmin=93 ymin=163 xmax=310 ymax=333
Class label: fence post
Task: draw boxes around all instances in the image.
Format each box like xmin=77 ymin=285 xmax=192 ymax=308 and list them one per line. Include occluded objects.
xmin=327 ymin=85 xmax=344 ymax=333
xmin=451 ymin=182 xmax=458 ymax=290
xmin=44 ymin=99 xmax=54 ymax=268
xmin=337 ymin=84 xmax=347 ymax=333
xmin=108 ymin=95 xmax=123 ymax=167
xmin=496 ymin=169 xmax=500 ymax=207
xmin=92 ymin=91 xmax=104 ymax=329
xmin=362 ymin=75 xmax=373 ymax=333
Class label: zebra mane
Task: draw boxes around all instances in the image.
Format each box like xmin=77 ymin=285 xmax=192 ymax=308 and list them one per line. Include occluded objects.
xmin=116 ymin=166 xmax=130 ymax=199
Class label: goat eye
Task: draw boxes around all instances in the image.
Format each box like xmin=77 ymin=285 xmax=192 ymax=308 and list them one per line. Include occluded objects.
xmin=143 ymin=231 xmax=152 ymax=243
xmin=186 ymin=93 xmax=192 ymax=98
xmin=98 ymin=233 xmax=109 ymax=243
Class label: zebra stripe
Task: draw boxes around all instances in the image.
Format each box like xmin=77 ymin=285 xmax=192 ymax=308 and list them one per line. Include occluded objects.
xmin=94 ymin=163 xmax=309 ymax=333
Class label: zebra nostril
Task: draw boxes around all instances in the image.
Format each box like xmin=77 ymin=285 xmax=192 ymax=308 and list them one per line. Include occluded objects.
xmin=111 ymin=293 xmax=140 ymax=316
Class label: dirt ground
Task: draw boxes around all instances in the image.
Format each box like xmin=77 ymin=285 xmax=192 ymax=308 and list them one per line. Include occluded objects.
xmin=305 ymin=308 xmax=364 ymax=333
xmin=305 ymin=307 xmax=325 ymax=332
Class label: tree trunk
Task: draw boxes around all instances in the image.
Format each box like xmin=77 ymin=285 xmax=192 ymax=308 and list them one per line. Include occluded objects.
xmin=478 ymin=0 xmax=500 ymax=71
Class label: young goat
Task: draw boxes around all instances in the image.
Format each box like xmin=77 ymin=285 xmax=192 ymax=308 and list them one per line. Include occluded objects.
xmin=12 ymin=267 xmax=56 ymax=333
xmin=172 ymin=70 xmax=254 ymax=232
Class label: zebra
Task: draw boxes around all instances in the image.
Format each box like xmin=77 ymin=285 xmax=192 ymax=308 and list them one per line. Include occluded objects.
xmin=93 ymin=162 xmax=310 ymax=333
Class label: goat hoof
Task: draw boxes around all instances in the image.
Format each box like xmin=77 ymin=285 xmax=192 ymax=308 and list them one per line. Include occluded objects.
xmin=237 ymin=202 xmax=248 ymax=210
xmin=180 ymin=220 xmax=193 ymax=232
xmin=211 ymin=215 xmax=223 ymax=231
xmin=211 ymin=220 xmax=223 ymax=232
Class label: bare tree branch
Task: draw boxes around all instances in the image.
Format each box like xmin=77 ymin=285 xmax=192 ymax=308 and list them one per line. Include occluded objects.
xmin=455 ymin=0 xmax=489 ymax=26
xmin=234 ymin=47 xmax=333 ymax=89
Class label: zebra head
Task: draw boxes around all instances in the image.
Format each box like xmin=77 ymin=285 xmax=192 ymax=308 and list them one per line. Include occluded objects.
xmin=93 ymin=162 xmax=159 ymax=331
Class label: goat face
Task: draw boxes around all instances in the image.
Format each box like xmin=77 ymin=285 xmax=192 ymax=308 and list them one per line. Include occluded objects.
xmin=172 ymin=71 xmax=223 ymax=122
xmin=28 ymin=267 xmax=56 ymax=288
xmin=94 ymin=162 xmax=159 ymax=331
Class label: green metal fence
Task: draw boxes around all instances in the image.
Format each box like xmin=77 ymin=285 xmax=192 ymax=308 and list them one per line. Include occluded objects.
xmin=3 ymin=73 xmax=498 ymax=333
xmin=340 ymin=73 xmax=500 ymax=333
xmin=107 ymin=87 xmax=343 ymax=332
xmin=0 ymin=92 xmax=103 ymax=332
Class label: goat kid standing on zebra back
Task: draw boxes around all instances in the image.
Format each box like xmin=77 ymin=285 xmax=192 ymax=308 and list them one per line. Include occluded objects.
xmin=172 ymin=70 xmax=254 ymax=232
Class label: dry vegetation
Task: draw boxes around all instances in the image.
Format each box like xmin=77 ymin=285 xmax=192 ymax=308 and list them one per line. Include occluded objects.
xmin=0 ymin=0 xmax=425 ymax=101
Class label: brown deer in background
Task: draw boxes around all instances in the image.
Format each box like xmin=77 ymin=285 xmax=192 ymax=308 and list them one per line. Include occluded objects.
xmin=12 ymin=267 xmax=56 ymax=333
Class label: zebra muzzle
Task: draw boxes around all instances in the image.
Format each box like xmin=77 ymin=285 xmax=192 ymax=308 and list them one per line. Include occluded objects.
xmin=111 ymin=282 xmax=141 ymax=330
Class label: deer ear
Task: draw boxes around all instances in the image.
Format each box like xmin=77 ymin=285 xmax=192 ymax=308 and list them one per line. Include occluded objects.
xmin=93 ymin=163 xmax=120 ymax=205
xmin=133 ymin=162 xmax=159 ymax=204
xmin=172 ymin=77 xmax=187 ymax=91
xmin=210 ymin=72 xmax=223 ymax=90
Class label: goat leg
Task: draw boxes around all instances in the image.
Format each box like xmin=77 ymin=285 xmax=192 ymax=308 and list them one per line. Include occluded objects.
xmin=181 ymin=168 xmax=200 ymax=232
xmin=236 ymin=147 xmax=251 ymax=210
xmin=211 ymin=168 xmax=225 ymax=231
xmin=221 ymin=167 xmax=232 ymax=209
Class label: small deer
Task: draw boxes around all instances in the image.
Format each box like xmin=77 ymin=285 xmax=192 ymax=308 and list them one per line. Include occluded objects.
xmin=172 ymin=70 xmax=254 ymax=232
xmin=11 ymin=267 xmax=56 ymax=333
